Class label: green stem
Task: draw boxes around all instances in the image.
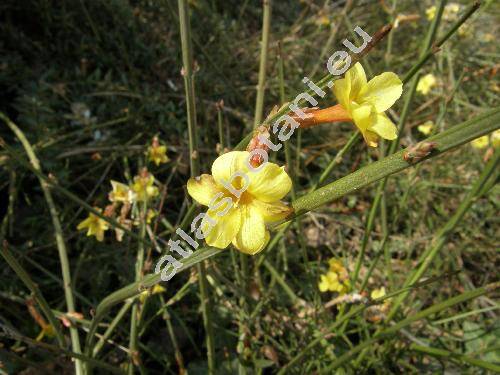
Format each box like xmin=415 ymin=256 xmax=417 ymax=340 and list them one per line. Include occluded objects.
xmin=179 ymin=0 xmax=199 ymax=177
xmin=386 ymin=149 xmax=500 ymax=321
xmin=0 ymin=242 xmax=66 ymax=347
xmin=402 ymin=1 xmax=481 ymax=84
xmin=128 ymin=204 xmax=147 ymax=374
xmin=313 ymin=131 xmax=360 ymax=191
xmin=1 ymin=113 xmax=84 ymax=375
xmin=82 ymin=108 xmax=500 ymax=351
xmin=410 ymin=343 xmax=500 ymax=372
xmin=291 ymin=107 xmax=500 ymax=217
xmin=253 ymin=0 xmax=272 ymax=128
xmin=178 ymin=1 xmax=214 ymax=372
xmin=92 ymin=300 xmax=133 ymax=357
xmin=351 ymin=0 xmax=446 ymax=285
xmin=322 ymin=283 xmax=499 ymax=371
xmin=234 ymin=23 xmax=394 ymax=151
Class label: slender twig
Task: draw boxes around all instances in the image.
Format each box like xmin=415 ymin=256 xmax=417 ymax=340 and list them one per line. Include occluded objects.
xmin=178 ymin=0 xmax=215 ymax=372
xmin=253 ymin=0 xmax=272 ymax=128
xmin=321 ymin=283 xmax=499 ymax=371
xmin=93 ymin=300 xmax=133 ymax=357
xmin=386 ymin=150 xmax=499 ymax=321
xmin=128 ymin=203 xmax=147 ymax=374
xmin=1 ymin=113 xmax=84 ymax=375
xmin=410 ymin=343 xmax=500 ymax=372
xmin=82 ymin=108 xmax=500 ymax=345
xmin=0 ymin=241 xmax=65 ymax=347
xmin=234 ymin=23 xmax=394 ymax=151
xmin=352 ymin=0 xmax=446 ymax=285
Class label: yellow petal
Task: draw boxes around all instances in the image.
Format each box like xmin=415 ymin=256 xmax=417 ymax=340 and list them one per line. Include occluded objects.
xmin=247 ymin=163 xmax=292 ymax=202
xmin=332 ymin=74 xmax=351 ymax=110
xmin=471 ymin=135 xmax=489 ymax=149
xmin=232 ymin=204 xmax=267 ymax=255
xmin=369 ymin=113 xmax=398 ymax=140
xmin=250 ymin=199 xmax=292 ymax=222
xmin=370 ymin=287 xmax=386 ymax=300
xmin=187 ymin=174 xmax=223 ymax=206
xmin=318 ymin=275 xmax=330 ymax=292
xmin=351 ymin=103 xmax=373 ymax=132
xmin=346 ymin=62 xmax=367 ymax=99
xmin=77 ymin=217 xmax=92 ymax=230
xmin=359 ymin=72 xmax=402 ymax=113
xmin=416 ymin=74 xmax=436 ymax=95
xmin=211 ymin=151 xmax=250 ymax=187
xmin=203 ymin=207 xmax=241 ymax=249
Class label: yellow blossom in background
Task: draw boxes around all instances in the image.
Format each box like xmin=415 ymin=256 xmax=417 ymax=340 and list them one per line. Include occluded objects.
xmin=481 ymin=33 xmax=495 ymax=43
xmin=187 ymin=151 xmax=292 ymax=255
xmin=491 ymin=130 xmax=500 ymax=148
xmin=77 ymin=209 xmax=109 ymax=241
xmin=471 ymin=135 xmax=489 ymax=149
xmin=318 ymin=258 xmax=350 ymax=294
xmin=425 ymin=6 xmax=436 ymax=20
xmin=108 ymin=180 xmax=135 ymax=203
xmin=426 ymin=3 xmax=460 ymax=21
xmin=417 ymin=121 xmax=434 ymax=135
xmin=332 ymin=63 xmax=403 ymax=147
xmin=458 ymin=23 xmax=473 ymax=38
xmin=370 ymin=287 xmax=386 ymax=300
xmin=416 ymin=74 xmax=437 ymax=95
xmin=146 ymin=209 xmax=157 ymax=224
xmin=132 ymin=171 xmax=159 ymax=202
xmin=139 ymin=283 xmax=166 ymax=303
xmin=444 ymin=3 xmax=460 ymax=20
xmin=148 ymin=137 xmax=169 ymax=166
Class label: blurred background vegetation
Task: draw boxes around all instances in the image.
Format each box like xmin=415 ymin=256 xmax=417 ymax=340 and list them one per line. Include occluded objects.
xmin=0 ymin=0 xmax=499 ymax=373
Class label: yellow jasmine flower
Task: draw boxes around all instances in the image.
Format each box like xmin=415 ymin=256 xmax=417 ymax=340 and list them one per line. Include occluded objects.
xmin=328 ymin=258 xmax=348 ymax=278
xmin=471 ymin=135 xmax=489 ymax=149
xmin=108 ymin=180 xmax=135 ymax=203
xmin=416 ymin=74 xmax=437 ymax=95
xmin=319 ymin=258 xmax=350 ymax=294
xmin=370 ymin=287 xmax=386 ymax=300
xmin=148 ymin=137 xmax=169 ymax=166
xmin=131 ymin=171 xmax=159 ymax=202
xmin=187 ymin=151 xmax=292 ymax=255
xmin=425 ymin=6 xmax=436 ymax=21
xmin=332 ymin=62 xmax=403 ymax=147
xmin=427 ymin=3 xmax=460 ymax=21
xmin=77 ymin=209 xmax=109 ymax=241
xmin=417 ymin=121 xmax=434 ymax=135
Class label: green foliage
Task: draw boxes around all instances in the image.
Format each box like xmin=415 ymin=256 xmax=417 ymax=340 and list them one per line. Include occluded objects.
xmin=0 ymin=0 xmax=499 ymax=373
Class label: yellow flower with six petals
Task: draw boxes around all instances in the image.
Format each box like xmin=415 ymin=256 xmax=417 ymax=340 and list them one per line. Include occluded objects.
xmin=332 ymin=62 xmax=403 ymax=147
xmin=131 ymin=172 xmax=159 ymax=202
xmin=108 ymin=180 xmax=136 ymax=203
xmin=318 ymin=258 xmax=350 ymax=294
xmin=77 ymin=209 xmax=109 ymax=241
xmin=148 ymin=137 xmax=169 ymax=166
xmin=187 ymin=151 xmax=292 ymax=255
